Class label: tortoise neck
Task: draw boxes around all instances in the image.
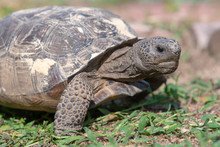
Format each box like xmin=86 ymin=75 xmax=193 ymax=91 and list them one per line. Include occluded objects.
xmin=96 ymin=46 xmax=145 ymax=82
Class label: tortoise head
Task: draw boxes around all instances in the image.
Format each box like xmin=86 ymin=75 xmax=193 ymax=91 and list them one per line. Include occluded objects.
xmin=133 ymin=36 xmax=181 ymax=76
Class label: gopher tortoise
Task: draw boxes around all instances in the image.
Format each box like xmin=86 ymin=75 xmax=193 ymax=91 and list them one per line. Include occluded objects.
xmin=0 ymin=6 xmax=181 ymax=135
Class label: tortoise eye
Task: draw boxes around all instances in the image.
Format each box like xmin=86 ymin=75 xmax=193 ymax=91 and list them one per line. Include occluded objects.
xmin=157 ymin=46 xmax=164 ymax=53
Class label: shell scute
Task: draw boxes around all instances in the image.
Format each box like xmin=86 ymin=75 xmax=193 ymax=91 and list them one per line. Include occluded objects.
xmin=0 ymin=6 xmax=137 ymax=100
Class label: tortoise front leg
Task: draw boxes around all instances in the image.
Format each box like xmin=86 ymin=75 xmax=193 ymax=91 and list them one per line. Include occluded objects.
xmin=54 ymin=73 xmax=94 ymax=136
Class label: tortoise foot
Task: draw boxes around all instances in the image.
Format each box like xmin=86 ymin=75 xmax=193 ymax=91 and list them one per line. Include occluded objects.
xmin=54 ymin=73 xmax=93 ymax=136
xmin=54 ymin=129 xmax=76 ymax=136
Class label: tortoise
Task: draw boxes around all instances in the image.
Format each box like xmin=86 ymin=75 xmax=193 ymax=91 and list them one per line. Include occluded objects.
xmin=0 ymin=6 xmax=181 ymax=135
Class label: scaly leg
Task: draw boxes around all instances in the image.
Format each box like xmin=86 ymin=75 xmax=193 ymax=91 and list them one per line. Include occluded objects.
xmin=54 ymin=73 xmax=94 ymax=136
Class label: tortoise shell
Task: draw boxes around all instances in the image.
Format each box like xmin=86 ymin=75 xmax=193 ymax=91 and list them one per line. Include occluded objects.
xmin=0 ymin=6 xmax=138 ymax=111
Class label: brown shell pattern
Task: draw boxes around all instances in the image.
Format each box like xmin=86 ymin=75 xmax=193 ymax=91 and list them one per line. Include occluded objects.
xmin=0 ymin=6 xmax=137 ymax=98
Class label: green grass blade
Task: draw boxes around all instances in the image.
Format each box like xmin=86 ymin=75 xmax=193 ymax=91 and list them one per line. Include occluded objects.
xmin=199 ymin=101 xmax=218 ymax=112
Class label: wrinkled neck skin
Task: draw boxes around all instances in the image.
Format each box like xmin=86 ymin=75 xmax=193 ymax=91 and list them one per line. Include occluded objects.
xmin=95 ymin=46 xmax=158 ymax=82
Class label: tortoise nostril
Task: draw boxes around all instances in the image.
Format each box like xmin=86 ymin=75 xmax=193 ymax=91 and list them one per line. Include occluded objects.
xmin=176 ymin=48 xmax=181 ymax=55
xmin=174 ymin=46 xmax=181 ymax=55
xmin=157 ymin=46 xmax=164 ymax=53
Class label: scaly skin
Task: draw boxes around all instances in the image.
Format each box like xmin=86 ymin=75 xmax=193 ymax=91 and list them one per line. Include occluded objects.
xmin=53 ymin=37 xmax=181 ymax=136
xmin=54 ymin=73 xmax=94 ymax=136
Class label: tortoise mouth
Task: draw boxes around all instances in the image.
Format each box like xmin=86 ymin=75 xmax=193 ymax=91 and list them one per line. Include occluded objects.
xmin=158 ymin=61 xmax=176 ymax=67
xmin=157 ymin=60 xmax=178 ymax=74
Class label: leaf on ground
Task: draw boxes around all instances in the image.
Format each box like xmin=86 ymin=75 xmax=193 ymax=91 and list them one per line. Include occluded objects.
xmin=166 ymin=123 xmax=181 ymax=133
xmin=138 ymin=116 xmax=148 ymax=133
xmin=124 ymin=125 xmax=134 ymax=139
xmin=57 ymin=136 xmax=85 ymax=145
xmin=0 ymin=125 xmax=11 ymax=131
xmin=24 ymin=121 xmax=35 ymax=128
xmin=103 ymin=114 xmax=119 ymax=122
xmin=107 ymin=133 xmax=116 ymax=145
xmin=128 ymin=110 xmax=139 ymax=120
xmin=199 ymin=101 xmax=217 ymax=112
xmin=146 ymin=126 xmax=165 ymax=135
xmin=85 ymin=127 xmax=97 ymax=143
xmin=98 ymin=108 xmax=111 ymax=115
xmin=201 ymin=114 xmax=220 ymax=128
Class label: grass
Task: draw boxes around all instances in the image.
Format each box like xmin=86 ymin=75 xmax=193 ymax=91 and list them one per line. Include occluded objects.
xmin=0 ymin=78 xmax=219 ymax=146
